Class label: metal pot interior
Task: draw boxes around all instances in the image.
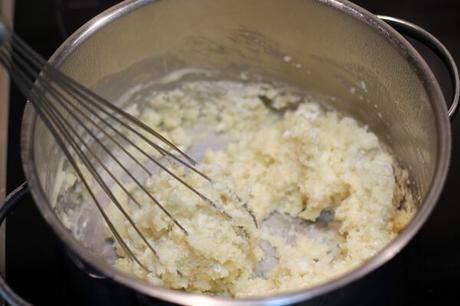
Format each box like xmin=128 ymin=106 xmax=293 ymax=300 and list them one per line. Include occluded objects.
xmin=22 ymin=0 xmax=448 ymax=304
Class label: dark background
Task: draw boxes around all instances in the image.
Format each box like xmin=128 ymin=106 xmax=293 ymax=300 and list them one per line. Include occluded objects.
xmin=5 ymin=0 xmax=460 ymax=305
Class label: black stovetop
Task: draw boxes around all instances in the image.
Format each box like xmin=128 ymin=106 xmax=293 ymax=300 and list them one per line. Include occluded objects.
xmin=5 ymin=1 xmax=460 ymax=305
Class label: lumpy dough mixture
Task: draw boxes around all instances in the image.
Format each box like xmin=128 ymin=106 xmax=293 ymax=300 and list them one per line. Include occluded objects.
xmin=59 ymin=79 xmax=416 ymax=297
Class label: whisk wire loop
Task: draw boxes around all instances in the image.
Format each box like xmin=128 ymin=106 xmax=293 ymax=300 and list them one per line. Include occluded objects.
xmin=0 ymin=28 xmax=237 ymax=270
xmin=0 ymin=21 xmax=260 ymax=271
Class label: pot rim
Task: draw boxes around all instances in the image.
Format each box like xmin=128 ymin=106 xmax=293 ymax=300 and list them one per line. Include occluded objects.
xmin=20 ymin=0 xmax=451 ymax=305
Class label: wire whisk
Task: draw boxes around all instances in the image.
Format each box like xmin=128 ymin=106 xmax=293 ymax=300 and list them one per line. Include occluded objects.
xmin=0 ymin=21 xmax=256 ymax=271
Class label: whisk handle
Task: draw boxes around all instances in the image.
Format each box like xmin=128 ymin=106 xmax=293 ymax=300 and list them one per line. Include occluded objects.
xmin=0 ymin=182 xmax=34 ymax=306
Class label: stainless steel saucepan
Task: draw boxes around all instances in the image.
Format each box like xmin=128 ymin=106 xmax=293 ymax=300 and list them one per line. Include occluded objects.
xmin=0 ymin=0 xmax=458 ymax=305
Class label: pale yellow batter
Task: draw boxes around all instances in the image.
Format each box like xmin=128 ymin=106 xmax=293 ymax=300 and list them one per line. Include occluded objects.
xmin=59 ymin=79 xmax=416 ymax=297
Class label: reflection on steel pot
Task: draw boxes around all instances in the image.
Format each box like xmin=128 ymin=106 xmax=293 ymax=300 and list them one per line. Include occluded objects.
xmin=12 ymin=0 xmax=459 ymax=305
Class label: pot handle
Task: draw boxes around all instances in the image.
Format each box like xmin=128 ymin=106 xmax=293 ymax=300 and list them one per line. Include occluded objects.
xmin=377 ymin=15 xmax=459 ymax=121
xmin=0 ymin=182 xmax=34 ymax=306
